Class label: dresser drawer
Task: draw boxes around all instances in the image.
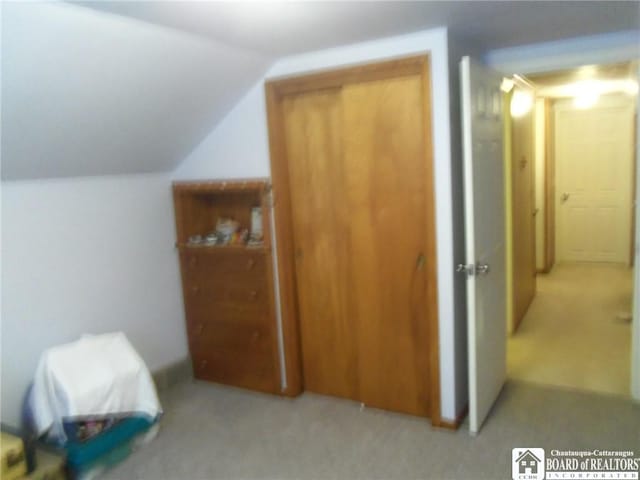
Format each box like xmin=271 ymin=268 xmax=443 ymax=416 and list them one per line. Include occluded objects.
xmin=185 ymin=302 xmax=271 ymax=327
xmin=191 ymin=349 xmax=278 ymax=394
xmin=184 ymin=281 xmax=271 ymax=308
xmin=187 ymin=321 xmax=272 ymax=355
xmin=181 ymin=251 xmax=267 ymax=277
xmin=182 ymin=267 xmax=267 ymax=292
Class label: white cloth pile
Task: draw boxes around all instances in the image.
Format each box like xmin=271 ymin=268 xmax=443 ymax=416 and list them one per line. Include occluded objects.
xmin=28 ymin=332 xmax=162 ymax=443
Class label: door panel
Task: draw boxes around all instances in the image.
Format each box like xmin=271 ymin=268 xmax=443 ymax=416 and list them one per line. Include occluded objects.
xmin=343 ymin=76 xmax=429 ymax=416
xmin=511 ymin=98 xmax=536 ymax=330
xmin=282 ymin=74 xmax=431 ymax=417
xmin=555 ymin=96 xmax=634 ymax=263
xmin=282 ymin=89 xmax=359 ymax=401
xmin=460 ymin=57 xmax=506 ymax=434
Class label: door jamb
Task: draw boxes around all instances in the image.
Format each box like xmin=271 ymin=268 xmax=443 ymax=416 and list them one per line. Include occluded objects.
xmin=264 ymin=55 xmax=443 ymax=425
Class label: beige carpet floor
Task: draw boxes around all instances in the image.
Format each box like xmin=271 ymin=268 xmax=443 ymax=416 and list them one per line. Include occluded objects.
xmin=101 ymin=380 xmax=639 ymax=480
xmin=508 ymin=262 xmax=633 ymax=396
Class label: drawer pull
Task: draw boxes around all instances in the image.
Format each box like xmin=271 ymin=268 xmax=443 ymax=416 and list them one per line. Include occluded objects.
xmin=252 ymin=331 xmax=260 ymax=341
xmin=191 ymin=285 xmax=200 ymax=295
xmin=199 ymin=359 xmax=208 ymax=369
xmin=246 ymin=258 xmax=256 ymax=270
xmin=194 ymin=324 xmax=204 ymax=335
xmin=249 ymin=290 xmax=258 ymax=300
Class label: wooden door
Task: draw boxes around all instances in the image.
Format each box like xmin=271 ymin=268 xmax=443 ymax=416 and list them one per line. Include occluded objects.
xmin=555 ymin=95 xmax=634 ymax=263
xmin=343 ymin=76 xmax=430 ymax=416
xmin=282 ymin=89 xmax=359 ymax=401
xmin=281 ymin=73 xmax=432 ymax=417
xmin=511 ymin=91 xmax=537 ymax=331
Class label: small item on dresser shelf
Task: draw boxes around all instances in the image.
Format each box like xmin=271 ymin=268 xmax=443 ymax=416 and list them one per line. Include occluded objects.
xmin=215 ymin=217 xmax=239 ymax=245
xmin=188 ymin=234 xmax=203 ymax=245
xmin=230 ymin=229 xmax=249 ymax=245
xmin=204 ymin=232 xmax=218 ymax=246
xmin=247 ymin=237 xmax=264 ymax=248
xmin=250 ymin=207 xmax=263 ymax=241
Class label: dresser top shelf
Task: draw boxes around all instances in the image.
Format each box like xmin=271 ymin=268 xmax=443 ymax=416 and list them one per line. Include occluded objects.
xmin=173 ymin=179 xmax=270 ymax=194
xmin=172 ymin=178 xmax=272 ymax=250
xmin=176 ymin=243 xmax=269 ymax=254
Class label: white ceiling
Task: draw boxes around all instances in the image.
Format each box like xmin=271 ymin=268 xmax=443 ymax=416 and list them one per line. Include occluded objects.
xmin=75 ymin=1 xmax=640 ymax=55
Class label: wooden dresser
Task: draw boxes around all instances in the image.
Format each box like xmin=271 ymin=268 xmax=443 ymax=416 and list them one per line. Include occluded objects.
xmin=173 ymin=180 xmax=280 ymax=394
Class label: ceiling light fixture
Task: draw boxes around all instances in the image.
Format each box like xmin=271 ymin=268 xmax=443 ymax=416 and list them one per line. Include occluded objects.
xmin=624 ymin=79 xmax=639 ymax=95
xmin=572 ymin=80 xmax=600 ymax=109
xmin=501 ymin=77 xmax=515 ymax=93
xmin=510 ymin=89 xmax=533 ymax=118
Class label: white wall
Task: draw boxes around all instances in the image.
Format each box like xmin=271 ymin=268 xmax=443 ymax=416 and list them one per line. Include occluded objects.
xmin=175 ymin=27 xmax=464 ymax=421
xmin=173 ymin=82 xmax=271 ymax=180
xmin=1 ymin=173 xmax=188 ymax=427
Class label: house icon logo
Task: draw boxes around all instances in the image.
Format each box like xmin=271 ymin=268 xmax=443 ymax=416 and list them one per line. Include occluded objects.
xmin=512 ymin=448 xmax=545 ymax=480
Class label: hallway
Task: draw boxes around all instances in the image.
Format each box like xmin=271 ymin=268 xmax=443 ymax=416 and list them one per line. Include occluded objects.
xmin=507 ymin=263 xmax=633 ymax=396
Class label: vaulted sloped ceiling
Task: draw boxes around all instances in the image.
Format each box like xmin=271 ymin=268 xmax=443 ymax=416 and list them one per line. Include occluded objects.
xmin=1 ymin=2 xmax=272 ymax=180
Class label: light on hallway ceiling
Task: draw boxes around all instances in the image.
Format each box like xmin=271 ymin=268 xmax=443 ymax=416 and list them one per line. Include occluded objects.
xmin=510 ymin=89 xmax=533 ymax=117
xmin=573 ymin=81 xmax=600 ymax=109
xmin=624 ymin=79 xmax=639 ymax=95
xmin=500 ymin=77 xmax=515 ymax=93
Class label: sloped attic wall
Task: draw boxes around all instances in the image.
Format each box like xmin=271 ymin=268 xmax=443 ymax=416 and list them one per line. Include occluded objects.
xmin=2 ymin=2 xmax=272 ymax=180
xmin=0 ymin=3 xmax=271 ymax=428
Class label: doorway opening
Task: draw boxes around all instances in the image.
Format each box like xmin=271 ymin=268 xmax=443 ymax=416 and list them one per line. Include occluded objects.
xmin=504 ymin=61 xmax=638 ymax=397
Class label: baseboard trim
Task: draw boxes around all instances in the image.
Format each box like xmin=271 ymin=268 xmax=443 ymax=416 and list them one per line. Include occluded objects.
xmin=435 ymin=404 xmax=468 ymax=430
xmin=152 ymin=356 xmax=193 ymax=393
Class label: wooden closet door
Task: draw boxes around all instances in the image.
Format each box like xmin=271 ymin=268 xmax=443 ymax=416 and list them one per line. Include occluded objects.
xmin=282 ymin=74 xmax=430 ymax=417
xmin=282 ymin=89 xmax=359 ymax=401
xmin=343 ymin=75 xmax=429 ymax=416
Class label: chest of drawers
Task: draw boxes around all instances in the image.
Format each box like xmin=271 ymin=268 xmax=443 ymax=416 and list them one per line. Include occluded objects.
xmin=173 ymin=180 xmax=280 ymax=394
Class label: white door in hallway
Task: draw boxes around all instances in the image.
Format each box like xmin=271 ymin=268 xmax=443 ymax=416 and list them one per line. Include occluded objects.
xmin=555 ymin=95 xmax=635 ymax=264
xmin=460 ymin=57 xmax=506 ymax=434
